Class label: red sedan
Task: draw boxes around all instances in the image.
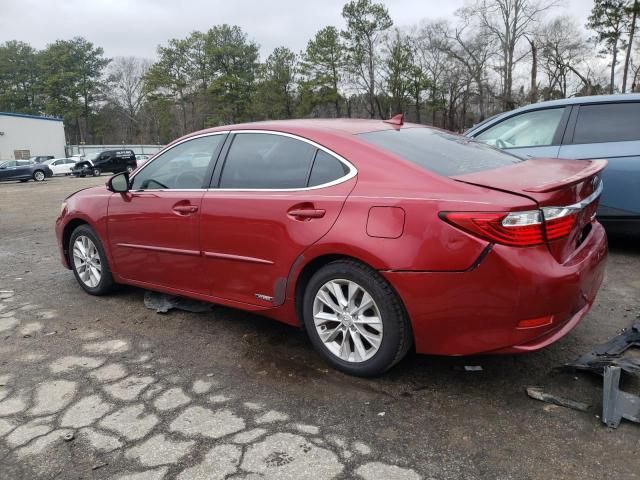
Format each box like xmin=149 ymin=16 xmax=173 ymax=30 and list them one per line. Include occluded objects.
xmin=55 ymin=119 xmax=607 ymax=376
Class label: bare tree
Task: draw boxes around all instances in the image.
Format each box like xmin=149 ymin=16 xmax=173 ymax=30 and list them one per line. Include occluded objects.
xmin=466 ymin=0 xmax=557 ymax=110
xmin=434 ymin=14 xmax=496 ymax=120
xmin=106 ymin=56 xmax=151 ymax=141
xmin=539 ymin=16 xmax=589 ymax=98
xmin=623 ymin=0 xmax=640 ymax=92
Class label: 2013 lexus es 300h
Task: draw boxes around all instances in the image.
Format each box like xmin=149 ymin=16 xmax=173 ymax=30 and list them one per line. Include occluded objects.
xmin=56 ymin=119 xmax=608 ymax=376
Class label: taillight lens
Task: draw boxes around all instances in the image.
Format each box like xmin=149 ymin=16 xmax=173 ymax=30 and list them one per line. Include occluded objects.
xmin=441 ymin=207 xmax=578 ymax=247
xmin=541 ymin=207 xmax=577 ymax=240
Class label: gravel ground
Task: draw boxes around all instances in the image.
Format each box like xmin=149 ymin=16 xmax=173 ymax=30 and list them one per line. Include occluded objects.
xmin=0 ymin=176 xmax=639 ymax=480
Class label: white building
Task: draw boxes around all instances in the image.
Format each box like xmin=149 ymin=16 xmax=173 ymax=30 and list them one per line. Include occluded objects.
xmin=0 ymin=112 xmax=65 ymax=160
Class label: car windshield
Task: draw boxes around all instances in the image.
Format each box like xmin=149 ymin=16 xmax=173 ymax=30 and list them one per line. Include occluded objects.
xmin=358 ymin=127 xmax=522 ymax=176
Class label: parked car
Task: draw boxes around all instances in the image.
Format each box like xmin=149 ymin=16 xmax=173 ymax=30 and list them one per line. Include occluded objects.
xmin=0 ymin=159 xmax=53 ymax=182
xmin=465 ymin=94 xmax=640 ymax=234
xmin=43 ymin=158 xmax=77 ymax=176
xmin=56 ymin=119 xmax=607 ymax=376
xmin=28 ymin=155 xmax=54 ymax=163
xmin=134 ymin=154 xmax=153 ymax=169
xmin=71 ymin=149 xmax=137 ymax=177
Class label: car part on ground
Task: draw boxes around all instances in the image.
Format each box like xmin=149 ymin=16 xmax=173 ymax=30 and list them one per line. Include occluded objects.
xmin=525 ymin=386 xmax=591 ymax=412
xmin=553 ymin=321 xmax=640 ymax=428
xmin=144 ymin=290 xmax=215 ymax=314
xmin=565 ymin=321 xmax=640 ymax=376
xmin=602 ymin=366 xmax=640 ymax=428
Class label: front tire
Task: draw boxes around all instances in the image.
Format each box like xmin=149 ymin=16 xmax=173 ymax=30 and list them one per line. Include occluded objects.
xmin=92 ymin=168 xmax=101 ymax=177
xmin=69 ymin=225 xmax=114 ymax=295
xmin=33 ymin=170 xmax=45 ymax=182
xmin=303 ymin=260 xmax=412 ymax=377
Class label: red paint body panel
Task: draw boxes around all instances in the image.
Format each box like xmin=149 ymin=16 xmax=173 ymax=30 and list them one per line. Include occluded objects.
xmin=55 ymin=120 xmax=609 ymax=358
xmin=366 ymin=207 xmax=405 ymax=239
xmin=200 ymin=178 xmax=355 ymax=306
xmin=383 ymin=223 xmax=607 ymax=354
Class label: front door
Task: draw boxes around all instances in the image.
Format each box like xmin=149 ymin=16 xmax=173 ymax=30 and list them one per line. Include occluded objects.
xmin=106 ymin=133 xmax=227 ymax=294
xmin=200 ymin=132 xmax=356 ymax=306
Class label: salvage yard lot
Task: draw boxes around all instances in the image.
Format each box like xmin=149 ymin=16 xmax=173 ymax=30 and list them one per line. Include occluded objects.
xmin=1 ymin=176 xmax=639 ymax=480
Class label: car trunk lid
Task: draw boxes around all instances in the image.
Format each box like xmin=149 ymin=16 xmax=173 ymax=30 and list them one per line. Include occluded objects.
xmin=451 ymin=158 xmax=607 ymax=262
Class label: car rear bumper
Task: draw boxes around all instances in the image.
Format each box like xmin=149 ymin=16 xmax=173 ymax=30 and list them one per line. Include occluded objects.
xmin=383 ymin=222 xmax=608 ymax=356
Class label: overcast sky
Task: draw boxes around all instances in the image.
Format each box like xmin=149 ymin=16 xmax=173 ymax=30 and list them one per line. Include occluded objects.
xmin=1 ymin=0 xmax=594 ymax=59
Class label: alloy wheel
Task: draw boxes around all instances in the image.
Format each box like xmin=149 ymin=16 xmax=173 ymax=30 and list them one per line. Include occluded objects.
xmin=313 ymin=279 xmax=383 ymax=363
xmin=72 ymin=235 xmax=102 ymax=288
xmin=33 ymin=171 xmax=45 ymax=181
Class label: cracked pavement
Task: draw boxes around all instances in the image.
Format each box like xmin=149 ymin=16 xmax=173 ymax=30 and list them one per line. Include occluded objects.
xmin=1 ymin=177 xmax=640 ymax=479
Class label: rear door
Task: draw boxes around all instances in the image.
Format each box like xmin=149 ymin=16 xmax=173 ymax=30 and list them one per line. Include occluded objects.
xmin=107 ymin=133 xmax=227 ymax=294
xmin=473 ymin=107 xmax=570 ymax=159
xmin=558 ymin=101 xmax=640 ymax=218
xmin=200 ymin=131 xmax=356 ymax=307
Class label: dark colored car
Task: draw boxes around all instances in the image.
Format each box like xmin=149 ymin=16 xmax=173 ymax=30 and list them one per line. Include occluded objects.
xmin=56 ymin=119 xmax=607 ymax=376
xmin=465 ymin=94 xmax=640 ymax=234
xmin=71 ymin=150 xmax=137 ymax=177
xmin=0 ymin=159 xmax=53 ymax=182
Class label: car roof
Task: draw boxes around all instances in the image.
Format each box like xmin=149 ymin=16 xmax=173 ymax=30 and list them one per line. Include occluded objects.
xmin=190 ymin=118 xmax=421 ymax=137
xmin=466 ymin=93 xmax=640 ymax=135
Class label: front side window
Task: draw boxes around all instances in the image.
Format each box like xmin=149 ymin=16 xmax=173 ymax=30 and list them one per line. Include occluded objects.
xmin=219 ymin=133 xmax=315 ymax=189
xmin=475 ymin=108 xmax=565 ymax=148
xmin=573 ymin=102 xmax=640 ymax=144
xmin=131 ymin=135 xmax=224 ymax=190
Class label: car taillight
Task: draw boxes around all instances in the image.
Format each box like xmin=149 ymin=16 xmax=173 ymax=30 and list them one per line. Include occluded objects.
xmin=441 ymin=207 xmax=577 ymax=247
xmin=540 ymin=207 xmax=577 ymax=240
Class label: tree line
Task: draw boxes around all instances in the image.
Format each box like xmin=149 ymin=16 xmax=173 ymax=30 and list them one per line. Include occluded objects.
xmin=0 ymin=0 xmax=639 ymax=146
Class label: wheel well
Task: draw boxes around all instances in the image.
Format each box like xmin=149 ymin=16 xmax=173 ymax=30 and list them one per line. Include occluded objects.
xmin=62 ymin=219 xmax=88 ymax=262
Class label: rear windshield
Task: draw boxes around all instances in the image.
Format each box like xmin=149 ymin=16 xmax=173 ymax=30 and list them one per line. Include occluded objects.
xmin=358 ymin=127 xmax=522 ymax=176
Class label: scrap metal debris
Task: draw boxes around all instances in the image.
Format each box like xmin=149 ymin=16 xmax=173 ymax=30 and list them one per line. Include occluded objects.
xmin=526 ymin=386 xmax=591 ymax=412
xmin=564 ymin=321 xmax=640 ymax=376
xmin=560 ymin=320 xmax=640 ymax=428
xmin=602 ymin=366 xmax=640 ymax=428
xmin=143 ymin=290 xmax=215 ymax=314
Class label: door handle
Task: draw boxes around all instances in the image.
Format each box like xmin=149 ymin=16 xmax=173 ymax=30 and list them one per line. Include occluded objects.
xmin=287 ymin=208 xmax=326 ymax=219
xmin=172 ymin=205 xmax=199 ymax=215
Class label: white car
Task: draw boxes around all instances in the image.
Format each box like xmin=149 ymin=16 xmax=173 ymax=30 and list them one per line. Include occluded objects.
xmin=43 ymin=158 xmax=77 ymax=176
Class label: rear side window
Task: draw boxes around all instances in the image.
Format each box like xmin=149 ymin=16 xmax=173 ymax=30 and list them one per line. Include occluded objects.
xmin=573 ymin=103 xmax=640 ymax=144
xmin=219 ymin=133 xmax=315 ymax=189
xmin=358 ymin=127 xmax=521 ymax=176
xmin=308 ymin=150 xmax=349 ymax=187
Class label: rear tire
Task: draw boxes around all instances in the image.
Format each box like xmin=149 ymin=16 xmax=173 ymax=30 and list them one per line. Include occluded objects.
xmin=92 ymin=168 xmax=101 ymax=177
xmin=33 ymin=170 xmax=45 ymax=182
xmin=69 ymin=225 xmax=114 ymax=295
xmin=302 ymin=260 xmax=412 ymax=377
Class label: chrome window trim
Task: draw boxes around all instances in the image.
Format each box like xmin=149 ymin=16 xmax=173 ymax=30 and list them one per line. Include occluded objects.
xmin=129 ymin=131 xmax=230 ymax=191
xmin=214 ymin=129 xmax=357 ymax=192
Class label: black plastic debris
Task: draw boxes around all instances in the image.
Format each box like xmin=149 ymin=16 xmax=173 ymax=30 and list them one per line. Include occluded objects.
xmin=562 ymin=321 xmax=640 ymax=428
xmin=143 ymin=291 xmax=215 ymax=314
xmin=565 ymin=321 xmax=640 ymax=376
xmin=526 ymin=386 xmax=591 ymax=412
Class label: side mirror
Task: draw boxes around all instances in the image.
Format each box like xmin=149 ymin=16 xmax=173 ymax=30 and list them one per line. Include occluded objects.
xmin=107 ymin=172 xmax=130 ymax=193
